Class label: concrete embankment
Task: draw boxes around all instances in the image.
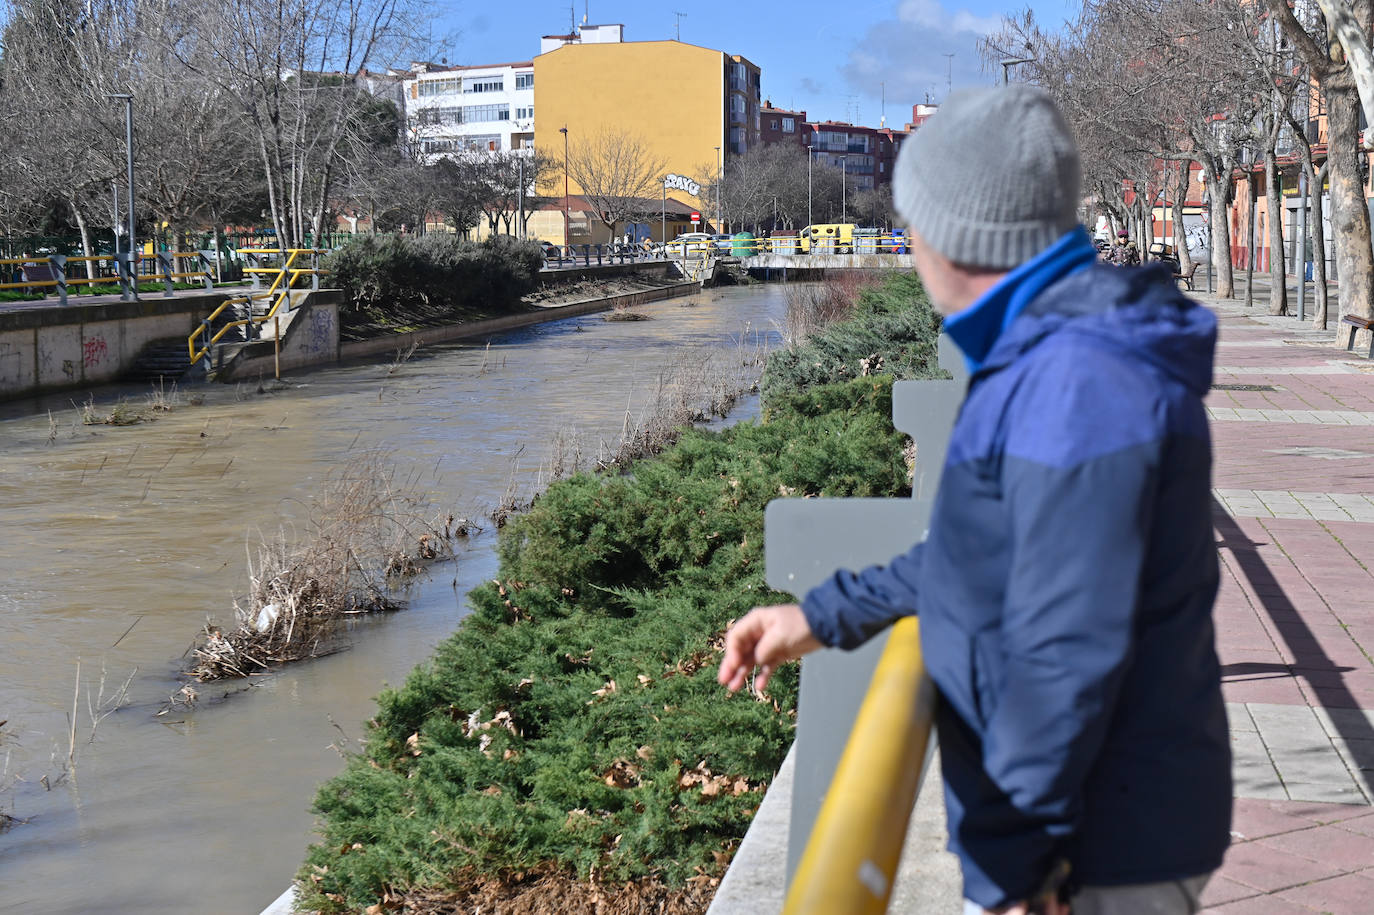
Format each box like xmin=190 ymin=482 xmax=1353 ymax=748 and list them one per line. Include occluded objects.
xmin=0 ymin=290 xmax=237 ymax=400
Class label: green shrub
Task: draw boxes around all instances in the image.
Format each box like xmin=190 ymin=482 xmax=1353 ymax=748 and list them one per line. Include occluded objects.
xmin=762 ymin=271 xmax=945 ymax=408
xmin=299 ymin=273 xmax=942 ymax=910
xmin=324 ymin=234 xmax=543 ymax=326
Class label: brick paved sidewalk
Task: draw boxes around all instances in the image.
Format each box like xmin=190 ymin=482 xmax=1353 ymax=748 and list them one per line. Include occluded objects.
xmin=1187 ymin=290 xmax=1374 ymax=913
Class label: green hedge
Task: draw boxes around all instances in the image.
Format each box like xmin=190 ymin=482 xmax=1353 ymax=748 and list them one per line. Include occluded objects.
xmin=298 ymin=273 xmax=942 ymax=910
xmin=324 ymin=233 xmax=543 ymax=323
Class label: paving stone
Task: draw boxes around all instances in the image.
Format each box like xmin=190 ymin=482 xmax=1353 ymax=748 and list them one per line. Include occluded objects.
xmin=1257 ymin=822 xmax=1374 ymax=870
xmin=1283 ymin=781 xmax=1368 ymax=805
xmin=1276 ymin=871 xmax=1374 ymax=914
xmin=1220 ymin=840 xmax=1346 ymax=891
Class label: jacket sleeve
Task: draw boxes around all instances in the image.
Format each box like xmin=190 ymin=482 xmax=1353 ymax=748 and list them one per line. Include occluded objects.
xmin=798 ymin=541 xmax=923 ymax=650
xmin=961 ymin=434 xmax=1160 ymax=908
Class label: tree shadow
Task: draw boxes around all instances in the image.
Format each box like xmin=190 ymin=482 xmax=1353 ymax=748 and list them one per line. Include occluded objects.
xmin=1213 ymin=497 xmax=1374 ymax=759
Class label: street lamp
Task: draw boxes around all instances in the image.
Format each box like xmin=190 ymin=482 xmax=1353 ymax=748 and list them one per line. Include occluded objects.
xmin=1000 ymin=57 xmax=1036 ymax=85
xmin=108 ymin=92 xmax=136 ymax=300
xmin=714 ymin=145 xmax=721 ymax=233
xmin=840 ymin=154 xmax=848 ymax=223
xmin=560 ymin=126 xmax=569 ymax=249
xmin=807 ymin=136 xmax=813 ymax=228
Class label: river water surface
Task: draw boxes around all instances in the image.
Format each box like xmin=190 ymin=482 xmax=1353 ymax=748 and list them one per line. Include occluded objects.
xmin=0 ymin=285 xmax=787 ymax=914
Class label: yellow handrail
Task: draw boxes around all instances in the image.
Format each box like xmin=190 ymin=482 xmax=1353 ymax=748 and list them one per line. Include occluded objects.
xmin=783 ymin=616 xmax=935 ymax=915
xmin=186 ymin=248 xmax=328 ymax=365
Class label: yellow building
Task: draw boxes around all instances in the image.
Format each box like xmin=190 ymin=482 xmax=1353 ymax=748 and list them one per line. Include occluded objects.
xmin=533 ymin=26 xmax=761 ymax=232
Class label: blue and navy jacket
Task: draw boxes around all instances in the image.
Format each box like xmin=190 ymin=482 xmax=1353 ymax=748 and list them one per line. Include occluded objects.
xmin=800 ymin=229 xmax=1232 ymax=908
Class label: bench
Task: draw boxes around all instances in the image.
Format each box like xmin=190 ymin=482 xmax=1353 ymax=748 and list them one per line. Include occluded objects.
xmin=19 ymin=263 xmax=59 ymax=296
xmin=1341 ymin=313 xmax=1374 ymax=358
xmin=1173 ymin=262 xmax=1199 ymax=291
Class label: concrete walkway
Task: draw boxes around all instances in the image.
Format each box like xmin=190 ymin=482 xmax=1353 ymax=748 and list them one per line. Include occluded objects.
xmin=1189 ymin=286 xmax=1374 ymax=913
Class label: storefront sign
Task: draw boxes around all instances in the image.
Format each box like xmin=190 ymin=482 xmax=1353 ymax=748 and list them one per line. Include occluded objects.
xmin=664 ymin=173 xmax=701 ymax=196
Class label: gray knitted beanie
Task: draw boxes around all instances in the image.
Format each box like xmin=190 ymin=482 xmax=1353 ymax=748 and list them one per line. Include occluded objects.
xmin=892 ymin=85 xmax=1081 ymax=269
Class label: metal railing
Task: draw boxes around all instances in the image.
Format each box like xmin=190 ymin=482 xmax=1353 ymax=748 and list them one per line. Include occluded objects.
xmin=187 ymin=248 xmax=327 ymax=366
xmin=0 ymin=251 xmax=214 ymax=304
xmin=540 ymin=243 xmax=667 ymax=270
xmin=782 ymin=617 xmax=936 ymax=914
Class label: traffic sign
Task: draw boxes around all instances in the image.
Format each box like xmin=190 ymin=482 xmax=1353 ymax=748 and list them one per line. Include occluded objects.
xmin=690 ymin=212 xmax=700 ymax=223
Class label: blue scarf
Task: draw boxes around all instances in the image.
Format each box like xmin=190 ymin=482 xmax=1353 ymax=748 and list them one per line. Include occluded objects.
xmin=943 ymin=226 xmax=1098 ymax=374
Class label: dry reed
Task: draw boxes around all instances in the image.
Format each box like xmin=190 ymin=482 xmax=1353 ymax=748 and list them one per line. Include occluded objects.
xmin=189 ymin=450 xmax=457 ymax=680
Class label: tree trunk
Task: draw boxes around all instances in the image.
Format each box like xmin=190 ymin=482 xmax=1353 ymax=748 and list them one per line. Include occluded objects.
xmin=1245 ymin=174 xmax=1256 ymax=308
xmin=1266 ymin=150 xmax=1289 ymax=315
xmin=1309 ymin=160 xmax=1330 ymax=329
xmin=1173 ymin=160 xmax=1193 ymax=275
xmin=1325 ymin=82 xmax=1374 ymax=337
xmin=68 ymin=197 xmax=94 ymax=281
xmin=1206 ymin=174 xmax=1235 ymax=297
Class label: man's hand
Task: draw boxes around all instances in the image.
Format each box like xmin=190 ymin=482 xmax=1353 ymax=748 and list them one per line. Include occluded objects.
xmin=718 ymin=604 xmax=822 ymax=694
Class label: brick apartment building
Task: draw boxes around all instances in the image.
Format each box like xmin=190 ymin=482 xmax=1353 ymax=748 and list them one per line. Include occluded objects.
xmin=759 ymin=101 xmax=910 ymax=190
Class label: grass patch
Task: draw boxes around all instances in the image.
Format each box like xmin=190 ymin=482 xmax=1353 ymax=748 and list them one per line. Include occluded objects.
xmin=298 ymin=273 xmax=940 ymax=911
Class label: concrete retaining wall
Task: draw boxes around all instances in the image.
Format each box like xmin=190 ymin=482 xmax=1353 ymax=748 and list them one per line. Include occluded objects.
xmin=0 ymin=292 xmax=238 ymax=400
xmin=220 ymin=293 xmax=342 ymax=381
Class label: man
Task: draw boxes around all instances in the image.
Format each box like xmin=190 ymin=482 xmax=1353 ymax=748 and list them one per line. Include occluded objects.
xmin=718 ymin=86 xmax=1231 ymax=915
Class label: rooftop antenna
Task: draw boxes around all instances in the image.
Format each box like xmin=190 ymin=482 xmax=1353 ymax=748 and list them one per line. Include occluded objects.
xmin=880 ymin=81 xmax=886 ymax=127
xmin=943 ymin=53 xmax=954 ymax=99
xmin=673 ymin=11 xmax=686 ymax=40
xmin=569 ymin=2 xmax=575 ymax=33
xmin=582 ymin=0 xmax=587 ymax=24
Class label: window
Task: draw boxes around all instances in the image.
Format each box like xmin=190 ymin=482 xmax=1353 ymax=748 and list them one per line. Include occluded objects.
xmin=730 ymin=94 xmax=746 ymax=120
xmin=515 ymin=72 xmax=534 ymax=90
xmin=515 ymin=106 xmax=534 ymax=120
xmin=418 ymin=77 xmax=461 ymax=96
xmin=417 ymin=106 xmax=463 ymax=126
xmin=782 ymin=117 xmax=795 ymax=133
xmin=463 ymin=134 xmax=501 ymax=151
xmin=770 ymin=119 xmax=779 ymax=130
xmin=464 ymin=103 xmax=510 ymax=122
xmin=730 ymin=126 xmax=746 ymax=155
xmin=464 ymin=78 xmax=504 ymax=93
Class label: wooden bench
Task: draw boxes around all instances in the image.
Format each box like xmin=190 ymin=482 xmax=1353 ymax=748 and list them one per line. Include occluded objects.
xmin=1173 ymin=262 xmax=1199 ymax=291
xmin=1342 ymin=313 xmax=1374 ymax=358
xmin=20 ymin=263 xmax=58 ymax=296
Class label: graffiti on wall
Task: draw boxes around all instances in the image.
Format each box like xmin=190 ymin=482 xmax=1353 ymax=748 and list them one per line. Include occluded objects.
xmin=306 ymin=308 xmax=335 ymax=354
xmin=82 ymin=335 xmax=108 ymax=369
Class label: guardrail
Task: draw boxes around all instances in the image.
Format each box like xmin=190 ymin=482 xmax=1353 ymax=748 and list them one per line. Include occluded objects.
xmin=0 ymin=251 xmax=214 ymax=304
xmin=540 ymin=243 xmax=667 ymax=269
xmin=187 ymin=248 xmax=328 ymax=367
xmin=782 ymin=617 xmax=935 ymax=914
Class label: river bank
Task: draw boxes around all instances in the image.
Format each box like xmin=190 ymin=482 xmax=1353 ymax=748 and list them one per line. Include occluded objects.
xmin=297 ymin=272 xmax=943 ymax=914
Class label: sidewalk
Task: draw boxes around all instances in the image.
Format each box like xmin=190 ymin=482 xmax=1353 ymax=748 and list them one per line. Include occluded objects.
xmin=1187 ymin=285 xmax=1374 ymax=914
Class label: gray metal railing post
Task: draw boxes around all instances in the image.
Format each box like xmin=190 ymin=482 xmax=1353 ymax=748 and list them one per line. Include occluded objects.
xmin=114 ymin=252 xmax=135 ymax=301
xmin=596 ymin=245 xmax=603 ymax=266
xmin=311 ymin=249 xmax=320 ymax=290
xmin=199 ymin=253 xmax=215 ymax=290
xmin=768 ymin=335 xmax=969 ymax=884
xmin=582 ymin=245 xmax=590 ymax=267
xmin=248 ymin=252 xmax=261 ymax=290
xmin=158 ymin=251 xmax=174 ymax=296
xmin=50 ymin=255 xmax=68 ymax=305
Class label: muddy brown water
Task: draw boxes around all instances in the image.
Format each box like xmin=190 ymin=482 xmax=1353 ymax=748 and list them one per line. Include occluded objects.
xmin=0 ymin=285 xmax=788 ymax=914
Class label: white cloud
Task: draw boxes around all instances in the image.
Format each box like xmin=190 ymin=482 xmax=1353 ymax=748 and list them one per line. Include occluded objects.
xmin=841 ymin=0 xmax=1007 ymax=113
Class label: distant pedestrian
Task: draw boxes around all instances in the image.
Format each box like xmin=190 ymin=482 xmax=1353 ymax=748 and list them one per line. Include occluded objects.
xmin=719 ymin=85 xmax=1230 ymax=914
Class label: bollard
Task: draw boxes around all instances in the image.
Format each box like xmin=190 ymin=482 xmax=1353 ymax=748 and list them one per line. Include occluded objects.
xmin=49 ymin=255 xmax=68 ymax=305
xmin=158 ymin=252 xmax=175 ymax=296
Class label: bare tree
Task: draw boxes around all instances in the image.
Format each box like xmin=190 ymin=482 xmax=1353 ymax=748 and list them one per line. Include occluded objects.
xmin=1266 ymin=0 xmax=1374 ymax=333
xmin=183 ymin=0 xmax=424 ymax=248
xmin=566 ymin=128 xmax=667 ymax=243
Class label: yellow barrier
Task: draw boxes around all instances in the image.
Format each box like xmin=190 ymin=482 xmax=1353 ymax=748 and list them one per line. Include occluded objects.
xmin=783 ymin=616 xmax=935 ymax=915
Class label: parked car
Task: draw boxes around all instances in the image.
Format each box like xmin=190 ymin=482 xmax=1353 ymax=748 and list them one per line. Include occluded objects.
xmin=538 ymin=240 xmax=563 ymax=261
xmin=709 ymin=234 xmax=733 ymax=254
xmin=663 ymin=232 xmax=713 ymax=256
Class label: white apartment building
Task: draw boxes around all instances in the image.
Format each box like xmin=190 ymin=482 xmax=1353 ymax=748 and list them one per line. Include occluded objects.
xmin=403 ymin=60 xmax=536 ymax=160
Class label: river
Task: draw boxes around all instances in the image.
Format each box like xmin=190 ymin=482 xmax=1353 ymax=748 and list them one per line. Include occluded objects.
xmin=0 ymin=284 xmax=788 ymax=914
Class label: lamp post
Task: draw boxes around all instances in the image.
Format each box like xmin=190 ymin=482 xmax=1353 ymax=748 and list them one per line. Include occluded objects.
xmin=807 ymin=136 xmax=813 ymax=228
xmin=840 ymin=154 xmax=848 ymax=223
xmin=999 ymin=56 xmax=1036 ymax=85
xmin=559 ymin=126 xmax=570 ymax=249
xmin=714 ymin=145 xmax=721 ymax=233
xmin=109 ymin=93 xmax=136 ymax=299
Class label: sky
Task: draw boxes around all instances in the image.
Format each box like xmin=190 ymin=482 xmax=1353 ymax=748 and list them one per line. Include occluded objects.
xmin=430 ymin=0 xmax=1079 ymax=128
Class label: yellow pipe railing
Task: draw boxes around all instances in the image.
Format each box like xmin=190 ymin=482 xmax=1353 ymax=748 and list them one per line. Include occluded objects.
xmin=783 ymin=616 xmax=935 ymax=915
xmin=187 ymin=248 xmax=327 ymax=365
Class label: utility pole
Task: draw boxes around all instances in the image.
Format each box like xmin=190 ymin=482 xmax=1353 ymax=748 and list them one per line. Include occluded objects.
xmin=560 ymin=126 xmax=570 ymax=248
xmin=943 ymin=53 xmax=954 ymax=99
xmin=108 ymin=92 xmax=136 ymax=301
